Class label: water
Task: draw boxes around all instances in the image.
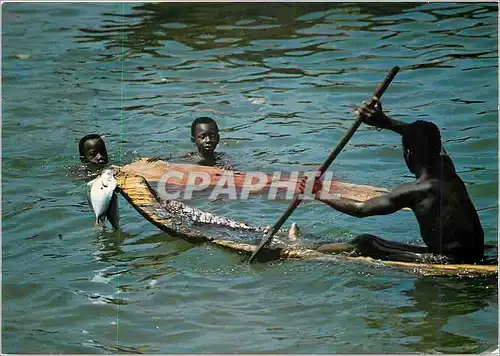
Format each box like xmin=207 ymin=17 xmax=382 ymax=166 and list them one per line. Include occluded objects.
xmin=2 ymin=3 xmax=498 ymax=353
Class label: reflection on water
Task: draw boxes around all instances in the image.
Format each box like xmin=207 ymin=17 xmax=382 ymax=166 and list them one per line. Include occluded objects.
xmin=76 ymin=3 xmax=497 ymax=73
xmin=2 ymin=2 xmax=498 ymax=354
xmin=397 ymin=276 xmax=497 ymax=353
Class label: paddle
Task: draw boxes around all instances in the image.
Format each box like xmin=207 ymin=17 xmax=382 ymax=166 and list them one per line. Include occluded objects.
xmin=248 ymin=66 xmax=400 ymax=263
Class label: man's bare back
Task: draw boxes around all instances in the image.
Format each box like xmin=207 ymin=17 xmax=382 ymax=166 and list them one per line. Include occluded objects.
xmin=387 ymin=158 xmax=483 ymax=261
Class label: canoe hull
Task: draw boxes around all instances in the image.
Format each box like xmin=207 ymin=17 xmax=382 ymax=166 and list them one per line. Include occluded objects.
xmin=113 ymin=159 xmax=389 ymax=202
xmin=112 ymin=161 xmax=497 ymax=277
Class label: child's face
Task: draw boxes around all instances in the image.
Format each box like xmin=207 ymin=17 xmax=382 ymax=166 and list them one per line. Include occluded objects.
xmin=83 ymin=138 xmax=108 ymax=164
xmin=193 ymin=123 xmax=219 ymax=155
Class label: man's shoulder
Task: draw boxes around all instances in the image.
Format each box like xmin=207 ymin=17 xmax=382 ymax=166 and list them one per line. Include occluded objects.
xmin=390 ymin=180 xmax=438 ymax=198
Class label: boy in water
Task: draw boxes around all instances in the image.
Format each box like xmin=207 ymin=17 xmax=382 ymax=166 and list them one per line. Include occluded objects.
xmin=78 ymin=134 xmax=119 ymax=228
xmin=148 ymin=117 xmax=232 ymax=169
xmin=79 ymin=134 xmax=109 ymax=166
xmin=183 ymin=117 xmax=232 ymax=169
xmin=299 ymin=98 xmax=484 ymax=264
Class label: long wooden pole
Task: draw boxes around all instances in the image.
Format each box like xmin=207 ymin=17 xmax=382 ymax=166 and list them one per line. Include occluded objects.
xmin=248 ymin=66 xmax=400 ymax=263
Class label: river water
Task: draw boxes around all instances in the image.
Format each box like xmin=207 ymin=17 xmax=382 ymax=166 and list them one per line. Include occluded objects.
xmin=2 ymin=3 xmax=498 ymax=353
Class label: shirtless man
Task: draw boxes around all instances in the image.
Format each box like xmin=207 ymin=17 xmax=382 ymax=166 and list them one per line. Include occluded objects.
xmin=299 ymin=98 xmax=484 ymax=263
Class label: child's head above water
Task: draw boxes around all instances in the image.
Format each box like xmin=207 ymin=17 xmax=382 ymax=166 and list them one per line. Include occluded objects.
xmin=79 ymin=134 xmax=109 ymax=165
xmin=191 ymin=117 xmax=220 ymax=157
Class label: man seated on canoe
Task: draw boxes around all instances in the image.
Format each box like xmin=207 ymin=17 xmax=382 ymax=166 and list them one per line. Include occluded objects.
xmin=149 ymin=117 xmax=233 ymax=169
xmin=298 ymin=98 xmax=484 ymax=264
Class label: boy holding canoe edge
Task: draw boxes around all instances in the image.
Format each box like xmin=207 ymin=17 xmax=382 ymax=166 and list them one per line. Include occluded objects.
xmin=298 ymin=97 xmax=485 ymax=264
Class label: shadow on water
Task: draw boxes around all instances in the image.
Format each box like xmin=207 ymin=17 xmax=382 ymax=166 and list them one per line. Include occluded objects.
xmin=74 ymin=3 xmax=423 ymax=62
xmin=74 ymin=3 xmax=497 ymax=68
xmin=393 ymin=275 xmax=497 ymax=353
xmin=92 ymin=228 xmax=195 ymax=263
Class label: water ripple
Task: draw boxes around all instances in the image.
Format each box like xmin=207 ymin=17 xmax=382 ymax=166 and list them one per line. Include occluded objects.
xmin=2 ymin=2 xmax=498 ymax=354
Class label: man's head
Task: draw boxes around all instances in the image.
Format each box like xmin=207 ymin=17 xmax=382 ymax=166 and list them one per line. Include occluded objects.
xmin=191 ymin=117 xmax=220 ymax=156
xmin=401 ymin=120 xmax=441 ymax=173
xmin=79 ymin=134 xmax=109 ymax=165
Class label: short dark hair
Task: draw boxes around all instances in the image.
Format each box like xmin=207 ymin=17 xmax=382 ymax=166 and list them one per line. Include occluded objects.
xmin=402 ymin=120 xmax=441 ymax=164
xmin=191 ymin=117 xmax=218 ymax=138
xmin=79 ymin=134 xmax=103 ymax=158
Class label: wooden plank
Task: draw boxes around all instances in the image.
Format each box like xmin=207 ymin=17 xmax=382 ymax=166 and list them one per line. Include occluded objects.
xmin=113 ymin=170 xmax=498 ymax=277
xmin=113 ymin=159 xmax=389 ymax=202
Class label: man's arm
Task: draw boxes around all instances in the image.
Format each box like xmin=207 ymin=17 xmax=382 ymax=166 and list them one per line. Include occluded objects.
xmin=316 ymin=182 xmax=418 ymax=218
xmin=358 ymin=98 xmax=457 ymax=173
xmin=357 ymin=97 xmax=407 ymax=135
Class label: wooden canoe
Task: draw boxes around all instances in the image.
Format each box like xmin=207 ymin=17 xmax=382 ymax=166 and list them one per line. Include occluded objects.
xmin=113 ymin=158 xmax=390 ymax=201
xmin=112 ymin=160 xmax=498 ymax=277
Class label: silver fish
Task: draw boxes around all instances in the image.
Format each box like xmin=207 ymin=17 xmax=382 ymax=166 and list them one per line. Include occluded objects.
xmin=87 ymin=169 xmax=119 ymax=229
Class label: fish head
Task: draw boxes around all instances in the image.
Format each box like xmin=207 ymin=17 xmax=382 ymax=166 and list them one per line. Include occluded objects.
xmin=100 ymin=169 xmax=117 ymax=189
xmin=101 ymin=169 xmax=115 ymax=179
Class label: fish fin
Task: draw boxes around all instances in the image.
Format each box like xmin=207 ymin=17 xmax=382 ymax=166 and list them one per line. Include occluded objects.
xmin=288 ymin=222 xmax=301 ymax=241
xmin=107 ymin=192 xmax=120 ymax=229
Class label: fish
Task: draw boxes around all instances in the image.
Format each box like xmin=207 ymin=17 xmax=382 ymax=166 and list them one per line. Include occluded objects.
xmin=87 ymin=169 xmax=119 ymax=229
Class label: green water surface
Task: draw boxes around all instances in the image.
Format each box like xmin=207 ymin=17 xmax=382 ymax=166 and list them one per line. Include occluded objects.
xmin=2 ymin=3 xmax=498 ymax=353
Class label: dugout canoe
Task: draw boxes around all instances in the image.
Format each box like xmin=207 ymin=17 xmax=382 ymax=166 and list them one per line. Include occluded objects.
xmin=111 ymin=160 xmax=498 ymax=277
xmin=114 ymin=158 xmax=390 ymax=201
